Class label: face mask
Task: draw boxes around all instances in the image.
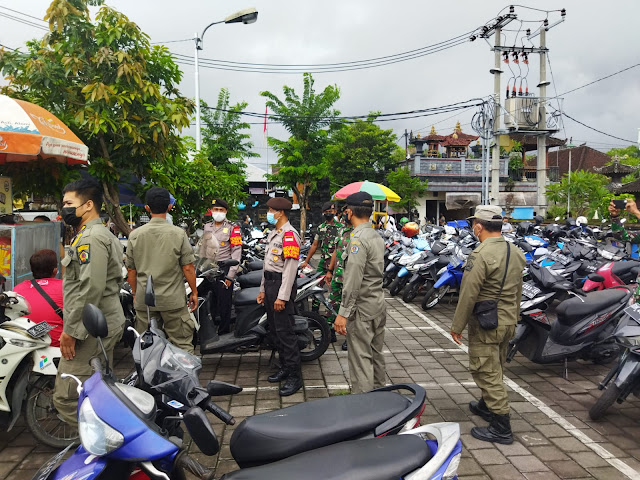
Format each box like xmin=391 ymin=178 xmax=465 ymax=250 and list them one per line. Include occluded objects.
xmin=266 ymin=212 xmax=277 ymax=225
xmin=472 ymin=225 xmax=480 ymax=241
xmin=323 ymin=212 xmax=334 ymax=220
xmin=212 ymin=212 xmax=226 ymax=223
xmin=342 ymin=212 xmax=351 ymax=225
xmin=61 ymin=202 xmax=87 ymax=227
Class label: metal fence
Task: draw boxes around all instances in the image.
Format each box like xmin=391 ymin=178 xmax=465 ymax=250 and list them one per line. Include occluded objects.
xmin=509 ymin=166 xmax=560 ymax=183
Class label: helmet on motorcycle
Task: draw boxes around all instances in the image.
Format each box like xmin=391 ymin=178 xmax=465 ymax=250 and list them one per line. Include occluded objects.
xmin=576 ymin=216 xmax=588 ymax=227
xmin=401 ymin=221 xmax=419 ymax=238
xmin=399 ymin=217 xmax=410 ymax=226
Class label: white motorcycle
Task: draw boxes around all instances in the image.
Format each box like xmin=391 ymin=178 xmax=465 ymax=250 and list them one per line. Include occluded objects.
xmin=0 ymin=290 xmax=75 ymax=447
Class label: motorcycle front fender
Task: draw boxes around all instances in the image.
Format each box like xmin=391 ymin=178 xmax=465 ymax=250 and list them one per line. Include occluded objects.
xmin=385 ymin=262 xmax=398 ymax=273
xmin=36 ymin=447 xmax=107 ymax=480
xmin=434 ymin=271 xmax=454 ymax=289
xmin=614 ymin=351 xmax=640 ymax=392
xmin=398 ymin=267 xmax=410 ymax=278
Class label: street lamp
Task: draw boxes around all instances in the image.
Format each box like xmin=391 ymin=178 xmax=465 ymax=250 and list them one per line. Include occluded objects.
xmin=194 ymin=7 xmax=258 ymax=151
xmin=565 ymin=139 xmax=575 ymax=217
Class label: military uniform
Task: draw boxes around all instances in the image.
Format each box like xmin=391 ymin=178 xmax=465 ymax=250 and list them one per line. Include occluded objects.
xmin=126 ymin=217 xmax=196 ymax=353
xmin=451 ymin=236 xmax=526 ymax=416
xmin=201 ymin=219 xmax=242 ymax=333
xmin=53 ymin=218 xmax=125 ymax=426
xmin=261 ymin=220 xmax=301 ymax=373
xmin=339 ymin=219 xmax=387 ymax=394
xmin=314 ymin=220 xmax=343 ymax=274
xmin=328 ymin=225 xmax=353 ymax=324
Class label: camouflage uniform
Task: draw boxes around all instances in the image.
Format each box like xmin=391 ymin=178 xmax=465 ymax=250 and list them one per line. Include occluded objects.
xmin=328 ymin=225 xmax=353 ymax=324
xmin=314 ymin=220 xmax=344 ymax=274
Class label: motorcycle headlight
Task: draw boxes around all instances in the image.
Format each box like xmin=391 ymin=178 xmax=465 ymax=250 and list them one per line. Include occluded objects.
xmin=78 ymin=398 xmax=124 ymax=456
xmin=442 ymin=452 xmax=461 ymax=480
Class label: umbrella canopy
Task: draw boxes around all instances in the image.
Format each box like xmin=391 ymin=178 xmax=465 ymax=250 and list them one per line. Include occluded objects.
xmin=0 ymin=94 xmax=88 ymax=165
xmin=332 ymin=181 xmax=401 ymax=203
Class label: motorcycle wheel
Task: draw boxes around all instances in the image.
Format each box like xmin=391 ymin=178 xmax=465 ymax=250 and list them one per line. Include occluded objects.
xmin=589 ymin=383 xmax=620 ymax=421
xmin=403 ymin=280 xmax=428 ymax=303
xmin=299 ymin=311 xmax=331 ymax=362
xmin=26 ymin=376 xmax=79 ymax=448
xmin=389 ymin=276 xmax=409 ymax=297
xmin=421 ymin=286 xmax=444 ymax=310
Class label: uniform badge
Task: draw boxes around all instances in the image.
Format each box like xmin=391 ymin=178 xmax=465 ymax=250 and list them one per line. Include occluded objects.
xmin=230 ymin=226 xmax=242 ymax=246
xmin=220 ymin=241 xmax=225 ymax=246
xmin=273 ymin=255 xmax=279 ymax=262
xmin=350 ymin=245 xmax=359 ymax=254
xmin=77 ymin=244 xmax=90 ymax=265
xmin=272 ymin=248 xmax=279 ymax=254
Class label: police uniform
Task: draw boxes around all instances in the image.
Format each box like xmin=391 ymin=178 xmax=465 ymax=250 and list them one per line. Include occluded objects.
xmin=451 ymin=205 xmax=526 ymax=444
xmin=338 ymin=192 xmax=387 ymax=394
xmin=260 ymin=197 xmax=302 ymax=396
xmin=53 ymin=218 xmax=125 ymax=426
xmin=126 ymin=217 xmax=196 ymax=353
xmin=201 ymin=199 xmax=243 ymax=334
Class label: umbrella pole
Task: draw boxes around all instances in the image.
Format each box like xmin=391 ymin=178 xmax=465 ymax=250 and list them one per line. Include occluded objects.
xmin=129 ymin=203 xmax=132 ymax=228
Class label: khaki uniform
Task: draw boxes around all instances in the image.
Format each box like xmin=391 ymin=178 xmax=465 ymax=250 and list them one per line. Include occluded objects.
xmin=338 ymin=222 xmax=386 ymax=394
xmin=451 ymin=236 xmax=526 ymax=415
xmin=261 ymin=221 xmax=301 ymax=371
xmin=53 ymin=218 xmax=125 ymax=426
xmin=125 ymin=217 xmax=196 ymax=353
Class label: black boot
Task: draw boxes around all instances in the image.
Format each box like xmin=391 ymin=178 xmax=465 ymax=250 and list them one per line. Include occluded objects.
xmin=471 ymin=413 xmax=514 ymax=445
xmin=330 ymin=329 xmax=337 ymax=343
xmin=341 ymin=340 xmax=348 ymax=351
xmin=469 ymin=398 xmax=493 ymax=422
xmin=279 ymin=370 xmax=303 ymax=397
xmin=268 ymin=369 xmax=290 ymax=383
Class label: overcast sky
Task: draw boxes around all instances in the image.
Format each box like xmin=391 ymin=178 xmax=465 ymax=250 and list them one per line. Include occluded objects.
xmin=1 ymin=0 xmax=639 ymax=171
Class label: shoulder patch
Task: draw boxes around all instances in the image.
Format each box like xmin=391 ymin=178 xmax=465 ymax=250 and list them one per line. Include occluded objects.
xmin=350 ymin=244 xmax=359 ymax=254
xmin=77 ymin=244 xmax=90 ymax=265
xmin=282 ymin=231 xmax=300 ymax=260
xmin=230 ymin=225 xmax=242 ymax=246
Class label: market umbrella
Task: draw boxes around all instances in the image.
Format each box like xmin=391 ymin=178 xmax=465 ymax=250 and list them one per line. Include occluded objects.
xmin=0 ymin=94 xmax=88 ymax=164
xmin=332 ymin=181 xmax=401 ymax=202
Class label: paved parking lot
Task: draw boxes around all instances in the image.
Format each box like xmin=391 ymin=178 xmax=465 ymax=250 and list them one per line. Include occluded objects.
xmin=1 ymin=295 xmax=639 ymax=479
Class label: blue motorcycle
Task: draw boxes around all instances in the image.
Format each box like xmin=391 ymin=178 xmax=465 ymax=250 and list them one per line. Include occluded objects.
xmin=421 ymin=249 xmax=466 ymax=310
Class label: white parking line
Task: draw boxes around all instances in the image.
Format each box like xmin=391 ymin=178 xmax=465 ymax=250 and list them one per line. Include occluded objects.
xmin=401 ymin=301 xmax=640 ymax=480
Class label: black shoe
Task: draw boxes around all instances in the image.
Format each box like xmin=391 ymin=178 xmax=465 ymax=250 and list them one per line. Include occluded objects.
xmin=268 ymin=369 xmax=290 ymax=383
xmin=330 ymin=329 xmax=337 ymax=343
xmin=471 ymin=413 xmax=514 ymax=445
xmin=469 ymin=398 xmax=493 ymax=422
xmin=342 ymin=340 xmax=348 ymax=351
xmin=279 ymin=372 xmax=303 ymax=396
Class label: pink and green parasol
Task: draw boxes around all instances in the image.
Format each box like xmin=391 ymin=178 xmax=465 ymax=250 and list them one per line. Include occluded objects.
xmin=332 ymin=181 xmax=401 ymax=203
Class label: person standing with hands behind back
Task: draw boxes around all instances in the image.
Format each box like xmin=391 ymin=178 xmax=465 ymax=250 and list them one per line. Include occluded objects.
xmin=450 ymin=205 xmax=526 ymax=445
xmin=126 ymin=187 xmax=198 ymax=353
xmin=53 ymin=178 xmax=125 ymax=427
xmin=256 ymin=197 xmax=303 ymax=397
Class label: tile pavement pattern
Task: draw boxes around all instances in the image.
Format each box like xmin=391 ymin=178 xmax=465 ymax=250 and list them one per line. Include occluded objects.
xmin=1 ymin=295 xmax=639 ymax=479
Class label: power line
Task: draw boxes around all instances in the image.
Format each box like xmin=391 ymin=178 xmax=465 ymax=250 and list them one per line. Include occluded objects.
xmin=151 ymin=38 xmax=194 ymax=45
xmin=563 ymin=112 xmax=636 ymax=144
xmin=0 ymin=5 xmax=45 ymax=22
xmin=0 ymin=11 xmax=48 ymax=31
xmin=558 ymin=62 xmax=640 ymax=97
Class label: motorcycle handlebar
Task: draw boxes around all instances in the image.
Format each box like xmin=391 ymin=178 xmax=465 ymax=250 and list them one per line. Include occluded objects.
xmin=206 ymin=400 xmax=235 ymax=425
xmin=176 ymin=453 xmax=215 ymax=480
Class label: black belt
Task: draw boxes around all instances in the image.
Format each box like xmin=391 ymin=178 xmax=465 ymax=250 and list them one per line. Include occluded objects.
xmin=264 ymin=271 xmax=282 ymax=280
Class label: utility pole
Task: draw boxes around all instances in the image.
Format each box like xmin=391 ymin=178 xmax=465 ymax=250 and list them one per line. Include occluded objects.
xmin=489 ymin=28 xmax=502 ymax=206
xmin=536 ymin=27 xmax=548 ymax=217
xmin=404 ymin=129 xmax=409 ymax=159
xmin=194 ymin=33 xmax=201 ymax=151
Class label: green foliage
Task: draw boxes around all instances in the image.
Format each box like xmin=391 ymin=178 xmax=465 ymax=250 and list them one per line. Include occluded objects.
xmin=0 ymin=0 xmax=194 ymax=235
xmin=261 ymin=73 xmax=341 ymax=231
xmin=545 ymin=170 xmax=609 ymax=217
xmin=607 ymin=145 xmax=640 ymax=183
xmin=385 ymin=167 xmax=427 ymax=212
xmin=327 ymin=113 xmax=405 ymax=187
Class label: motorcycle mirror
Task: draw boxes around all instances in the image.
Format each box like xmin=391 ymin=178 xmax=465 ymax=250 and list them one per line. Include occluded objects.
xmin=206 ymin=380 xmax=243 ymax=396
xmin=82 ymin=304 xmax=109 ymax=339
xmin=587 ymin=273 xmax=605 ymax=283
xmin=145 ymin=275 xmax=156 ymax=307
xmin=183 ymin=407 xmax=219 ymax=456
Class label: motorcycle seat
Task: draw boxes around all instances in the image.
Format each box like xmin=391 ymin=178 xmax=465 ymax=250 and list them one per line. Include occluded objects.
xmin=234 ymin=286 xmax=262 ymax=306
xmin=230 ymin=391 xmax=411 ymax=468
xmin=247 ymin=260 xmax=264 ymax=271
xmin=238 ymin=271 xmax=263 ymax=289
xmin=223 ymin=435 xmax=431 ymax=480
xmin=612 ymin=261 xmax=640 ymax=277
xmin=556 ymin=289 xmax=628 ymax=326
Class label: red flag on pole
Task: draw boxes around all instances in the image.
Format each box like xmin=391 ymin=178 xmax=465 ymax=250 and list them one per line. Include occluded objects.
xmin=263 ymin=106 xmax=268 ymax=133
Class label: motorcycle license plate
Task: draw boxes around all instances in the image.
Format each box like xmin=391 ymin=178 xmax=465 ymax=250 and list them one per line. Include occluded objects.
xmin=33 ymin=443 xmax=74 ymax=480
xmin=624 ymin=304 xmax=640 ymax=323
xmin=26 ymin=322 xmax=54 ymax=339
xmin=522 ymin=283 xmax=541 ymax=299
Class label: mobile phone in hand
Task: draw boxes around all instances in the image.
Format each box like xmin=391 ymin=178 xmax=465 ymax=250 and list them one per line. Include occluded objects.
xmin=613 ymin=199 xmax=627 ymax=210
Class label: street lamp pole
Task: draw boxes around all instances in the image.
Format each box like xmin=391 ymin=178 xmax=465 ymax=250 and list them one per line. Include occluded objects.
xmin=566 ymin=139 xmax=575 ymax=217
xmin=194 ymin=8 xmax=258 ymax=152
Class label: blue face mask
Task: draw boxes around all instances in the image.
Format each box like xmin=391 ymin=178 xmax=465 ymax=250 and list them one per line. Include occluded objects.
xmin=266 ymin=212 xmax=277 ymax=225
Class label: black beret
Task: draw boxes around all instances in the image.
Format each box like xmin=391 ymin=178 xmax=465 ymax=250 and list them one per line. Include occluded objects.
xmin=211 ymin=198 xmax=229 ymax=210
xmin=345 ymin=192 xmax=374 ymax=207
xmin=145 ymin=187 xmax=170 ymax=207
xmin=322 ymin=201 xmax=335 ymax=212
xmin=266 ymin=197 xmax=293 ymax=211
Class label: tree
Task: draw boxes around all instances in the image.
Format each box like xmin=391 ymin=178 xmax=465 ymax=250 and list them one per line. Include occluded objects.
xmin=545 ymin=170 xmax=609 ymax=217
xmin=199 ymin=88 xmax=258 ymax=177
xmin=327 ymin=114 xmax=405 ymax=187
xmin=385 ymin=167 xmax=427 ymax=213
xmin=261 ymin=73 xmax=341 ymax=232
xmin=0 ymin=0 xmax=193 ymax=235
xmin=606 ymin=146 xmax=640 ymax=183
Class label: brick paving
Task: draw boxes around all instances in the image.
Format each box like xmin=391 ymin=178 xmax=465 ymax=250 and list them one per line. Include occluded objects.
xmin=1 ymin=294 xmax=639 ymax=479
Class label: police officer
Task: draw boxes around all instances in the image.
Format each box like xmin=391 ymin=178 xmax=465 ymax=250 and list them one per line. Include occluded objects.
xmin=201 ymin=199 xmax=242 ymax=334
xmin=334 ymin=192 xmax=387 ymax=394
xmin=126 ymin=187 xmax=198 ymax=353
xmin=53 ymin=178 xmax=125 ymax=426
xmin=256 ymin=197 xmax=303 ymax=396
xmin=450 ymin=205 xmax=526 ymax=445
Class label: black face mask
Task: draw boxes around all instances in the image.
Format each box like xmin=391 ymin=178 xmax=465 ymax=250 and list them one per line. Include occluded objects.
xmin=61 ymin=203 xmax=87 ymax=227
xmin=323 ymin=212 xmax=334 ymax=220
xmin=341 ymin=212 xmax=351 ymax=225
